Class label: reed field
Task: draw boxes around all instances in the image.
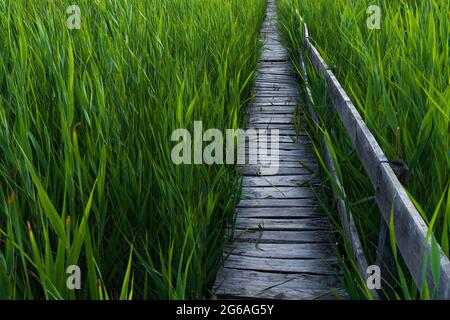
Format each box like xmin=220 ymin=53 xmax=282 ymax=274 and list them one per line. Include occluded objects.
xmin=1 ymin=0 xmax=449 ymax=302
xmin=0 ymin=0 xmax=266 ymax=299
xmin=278 ymin=0 xmax=450 ymax=299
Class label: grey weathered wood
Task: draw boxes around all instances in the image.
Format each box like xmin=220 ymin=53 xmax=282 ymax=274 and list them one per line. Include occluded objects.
xmin=224 ymin=242 xmax=333 ymax=259
xmin=215 ymin=269 xmax=346 ymax=300
xmin=249 ymin=116 xmax=294 ymax=124
xmin=238 ymin=149 xmax=316 ymax=159
xmin=222 ymin=255 xmax=339 ymax=275
xmin=245 ymin=129 xmax=301 ymax=136
xmin=229 ymin=230 xmax=332 ymax=244
xmin=300 ymin=15 xmax=450 ymax=298
xmin=243 ymin=143 xmax=312 ymax=152
xmin=245 ymin=128 xmax=304 ymax=136
xmin=242 ymin=186 xmax=315 ymax=199
xmin=214 ymin=1 xmax=346 ymax=300
xmin=241 ymin=166 xmax=315 ymax=176
xmin=235 ymin=207 xmax=323 ymax=218
xmin=234 ymin=217 xmax=331 ymax=231
xmin=246 ymin=123 xmax=299 ymax=129
xmin=251 ymin=97 xmax=298 ymax=103
xmin=241 ymin=135 xmax=304 ymax=147
xmin=247 ymin=108 xmax=297 ymax=115
xmin=242 ymin=175 xmax=318 ymax=187
xmin=237 ymin=198 xmax=319 ymax=208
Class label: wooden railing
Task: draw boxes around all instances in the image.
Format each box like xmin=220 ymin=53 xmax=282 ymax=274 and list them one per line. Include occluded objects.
xmin=297 ymin=16 xmax=450 ymax=299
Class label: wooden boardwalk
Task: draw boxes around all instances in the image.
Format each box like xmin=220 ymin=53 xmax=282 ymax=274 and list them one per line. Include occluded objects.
xmin=213 ymin=0 xmax=346 ymax=300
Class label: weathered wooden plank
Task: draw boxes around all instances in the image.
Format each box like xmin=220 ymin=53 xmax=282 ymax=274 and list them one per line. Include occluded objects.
xmin=251 ymin=92 xmax=300 ymax=98
xmin=247 ymin=108 xmax=297 ymax=114
xmin=242 ymin=131 xmax=306 ymax=137
xmin=243 ymin=143 xmax=312 ymax=152
xmin=238 ymin=149 xmax=315 ymax=159
xmin=222 ymin=255 xmax=339 ymax=275
xmin=214 ymin=269 xmax=346 ymax=300
xmin=237 ymin=198 xmax=319 ymax=208
xmin=242 ymin=163 xmax=316 ymax=173
xmin=259 ymin=56 xmax=290 ymax=62
xmin=256 ymin=65 xmax=294 ymax=70
xmin=239 ymin=158 xmax=316 ymax=165
xmin=261 ymin=49 xmax=289 ymax=55
xmin=246 ymin=111 xmax=303 ymax=119
xmin=235 ymin=207 xmax=323 ymax=218
xmin=254 ymin=75 xmax=297 ymax=82
xmin=239 ymin=141 xmax=311 ymax=149
xmin=243 ymin=161 xmax=313 ymax=170
xmin=252 ymin=86 xmax=297 ymax=92
xmin=255 ymin=68 xmax=295 ymax=74
xmin=256 ymin=65 xmax=291 ymax=70
xmin=252 ymin=87 xmax=297 ymax=93
xmin=253 ymin=82 xmax=293 ymax=86
xmin=253 ymin=80 xmax=297 ymax=86
xmin=247 ymin=97 xmax=299 ymax=105
xmin=242 ymin=134 xmax=308 ymax=142
xmin=248 ymin=115 xmax=294 ymax=124
xmin=228 ymin=229 xmax=332 ymax=244
xmin=238 ymin=157 xmax=316 ymax=166
xmin=255 ymin=70 xmax=295 ymax=75
xmin=258 ymin=57 xmax=290 ymax=62
xmin=242 ymin=186 xmax=315 ymax=199
xmin=250 ymin=92 xmax=297 ymax=97
xmin=242 ymin=175 xmax=318 ymax=187
xmin=245 ymin=127 xmax=303 ymax=136
xmin=234 ymin=217 xmax=330 ymax=231
xmin=251 ymin=96 xmax=298 ymax=102
xmin=236 ymin=157 xmax=317 ymax=166
xmin=241 ymin=166 xmax=315 ymax=176
xmin=223 ymin=243 xmax=334 ymax=259
xmin=247 ymin=122 xmax=294 ymax=131
xmin=255 ymin=73 xmax=296 ymax=79
xmin=251 ymin=86 xmax=298 ymax=91
xmin=255 ymin=69 xmax=294 ymax=75
xmin=237 ymin=140 xmax=311 ymax=150
xmin=241 ymin=135 xmax=303 ymax=143
xmin=239 ymin=147 xmax=311 ymax=156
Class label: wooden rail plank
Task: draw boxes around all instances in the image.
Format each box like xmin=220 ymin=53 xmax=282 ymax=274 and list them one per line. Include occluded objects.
xmin=297 ymin=29 xmax=377 ymax=297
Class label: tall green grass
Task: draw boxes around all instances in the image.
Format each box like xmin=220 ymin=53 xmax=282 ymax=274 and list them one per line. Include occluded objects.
xmin=0 ymin=0 xmax=266 ymax=299
xmin=278 ymin=0 xmax=450 ymax=299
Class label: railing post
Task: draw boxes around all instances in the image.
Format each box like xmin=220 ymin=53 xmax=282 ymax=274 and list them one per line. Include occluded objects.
xmin=375 ymin=159 xmax=409 ymax=298
xmin=375 ymin=219 xmax=397 ymax=299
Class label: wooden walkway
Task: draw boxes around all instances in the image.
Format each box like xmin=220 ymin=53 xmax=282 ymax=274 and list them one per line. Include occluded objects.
xmin=213 ymin=0 xmax=345 ymax=300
